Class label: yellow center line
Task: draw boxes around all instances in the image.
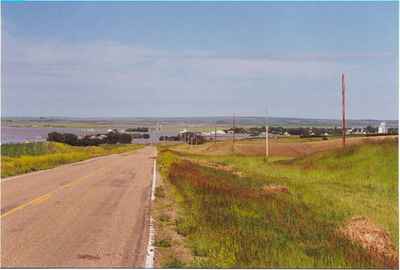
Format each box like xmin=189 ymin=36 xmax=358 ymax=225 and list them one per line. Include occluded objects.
xmin=1 ymin=193 xmax=52 ymax=219
xmin=0 ymin=168 xmax=108 ymax=219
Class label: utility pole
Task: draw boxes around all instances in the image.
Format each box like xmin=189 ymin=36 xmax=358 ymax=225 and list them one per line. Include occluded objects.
xmin=185 ymin=123 xmax=188 ymax=144
xmin=341 ymin=73 xmax=346 ymax=148
xmin=214 ymin=121 xmax=217 ymax=144
xmin=232 ymin=113 xmax=236 ymax=153
xmin=265 ymin=108 xmax=269 ymax=160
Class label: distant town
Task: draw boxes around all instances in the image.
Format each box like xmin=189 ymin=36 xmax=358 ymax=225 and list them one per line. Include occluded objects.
xmin=44 ymin=121 xmax=397 ymax=146
xmin=2 ymin=117 xmax=398 ymax=145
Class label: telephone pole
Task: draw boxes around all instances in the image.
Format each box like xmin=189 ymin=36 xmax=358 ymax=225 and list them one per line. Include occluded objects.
xmin=232 ymin=113 xmax=236 ymax=153
xmin=214 ymin=121 xmax=217 ymax=144
xmin=341 ymin=73 xmax=346 ymax=148
xmin=265 ymin=107 xmax=269 ymax=161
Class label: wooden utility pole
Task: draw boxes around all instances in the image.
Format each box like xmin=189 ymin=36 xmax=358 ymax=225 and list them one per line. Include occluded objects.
xmin=265 ymin=110 xmax=269 ymax=159
xmin=185 ymin=123 xmax=188 ymax=144
xmin=232 ymin=113 xmax=236 ymax=153
xmin=341 ymin=73 xmax=346 ymax=147
xmin=214 ymin=122 xmax=217 ymax=144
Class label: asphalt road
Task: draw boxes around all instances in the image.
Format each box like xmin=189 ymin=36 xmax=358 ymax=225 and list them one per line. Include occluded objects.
xmin=1 ymin=146 xmax=156 ymax=267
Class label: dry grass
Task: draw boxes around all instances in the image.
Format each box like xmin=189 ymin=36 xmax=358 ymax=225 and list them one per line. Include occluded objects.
xmin=170 ymin=135 xmax=397 ymax=157
xmin=338 ymin=216 xmax=398 ymax=268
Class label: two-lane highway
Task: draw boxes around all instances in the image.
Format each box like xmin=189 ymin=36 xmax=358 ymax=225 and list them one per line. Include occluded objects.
xmin=1 ymin=146 xmax=156 ymax=267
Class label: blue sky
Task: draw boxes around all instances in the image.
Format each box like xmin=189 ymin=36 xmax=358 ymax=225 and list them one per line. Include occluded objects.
xmin=2 ymin=1 xmax=398 ymax=119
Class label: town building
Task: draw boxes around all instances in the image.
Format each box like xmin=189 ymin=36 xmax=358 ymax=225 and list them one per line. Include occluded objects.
xmin=378 ymin=122 xmax=388 ymax=134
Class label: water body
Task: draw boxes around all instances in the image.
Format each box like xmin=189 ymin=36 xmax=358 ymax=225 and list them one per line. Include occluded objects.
xmin=1 ymin=126 xmax=178 ymax=144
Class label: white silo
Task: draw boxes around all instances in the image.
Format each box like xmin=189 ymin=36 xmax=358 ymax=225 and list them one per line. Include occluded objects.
xmin=378 ymin=122 xmax=388 ymax=134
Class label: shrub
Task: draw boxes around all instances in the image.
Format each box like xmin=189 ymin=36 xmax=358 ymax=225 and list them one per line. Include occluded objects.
xmin=105 ymin=132 xmax=120 ymax=144
xmin=118 ymin=133 xmax=132 ymax=144
xmin=47 ymin=132 xmax=65 ymax=143
xmin=63 ymin=133 xmax=79 ymax=146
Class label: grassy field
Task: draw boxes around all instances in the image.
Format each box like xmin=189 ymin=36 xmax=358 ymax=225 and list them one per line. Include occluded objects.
xmin=171 ymin=135 xmax=397 ymax=157
xmin=1 ymin=142 xmax=144 ymax=178
xmin=155 ymin=137 xmax=398 ymax=268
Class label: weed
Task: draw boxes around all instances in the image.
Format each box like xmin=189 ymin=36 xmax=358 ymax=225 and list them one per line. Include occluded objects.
xmin=155 ymin=186 xmax=166 ymax=198
xmin=159 ymin=213 xmax=170 ymax=222
xmin=155 ymin=238 xmax=172 ymax=248
xmin=176 ymin=216 xmax=197 ymax=236
xmin=162 ymin=257 xmax=186 ymax=268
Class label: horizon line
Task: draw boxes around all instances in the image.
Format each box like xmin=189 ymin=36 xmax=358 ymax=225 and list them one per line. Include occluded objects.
xmin=1 ymin=115 xmax=399 ymax=122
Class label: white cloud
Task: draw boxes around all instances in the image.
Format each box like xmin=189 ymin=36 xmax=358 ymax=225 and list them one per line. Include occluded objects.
xmin=2 ymin=33 xmax=397 ymax=118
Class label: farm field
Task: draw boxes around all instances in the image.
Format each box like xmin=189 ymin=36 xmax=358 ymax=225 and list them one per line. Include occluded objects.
xmin=154 ymin=137 xmax=398 ymax=268
xmin=171 ymin=135 xmax=397 ymax=157
xmin=1 ymin=142 xmax=144 ymax=178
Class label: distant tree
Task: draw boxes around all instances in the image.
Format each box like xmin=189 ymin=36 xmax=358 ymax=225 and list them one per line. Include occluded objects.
xmin=388 ymin=128 xmax=398 ymax=135
xmin=118 ymin=133 xmax=132 ymax=144
xmin=365 ymin=126 xmax=377 ymax=134
xmin=126 ymin=127 xmax=149 ymax=132
xmin=47 ymin=132 xmax=64 ymax=143
xmin=63 ymin=133 xmax=79 ymax=146
xmin=105 ymin=131 xmax=120 ymax=144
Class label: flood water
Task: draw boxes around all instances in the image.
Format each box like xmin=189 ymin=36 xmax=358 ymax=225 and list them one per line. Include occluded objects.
xmin=1 ymin=126 xmax=178 ymax=144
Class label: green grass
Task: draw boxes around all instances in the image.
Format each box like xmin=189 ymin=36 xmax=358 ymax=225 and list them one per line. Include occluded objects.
xmin=157 ymin=138 xmax=398 ymax=268
xmin=1 ymin=142 xmax=144 ymax=177
xmin=162 ymin=257 xmax=186 ymax=268
xmin=155 ymin=238 xmax=172 ymax=248
xmin=2 ymin=142 xmax=56 ymax=157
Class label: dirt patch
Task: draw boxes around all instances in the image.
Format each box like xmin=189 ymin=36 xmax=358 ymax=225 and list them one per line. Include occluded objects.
xmin=338 ymin=216 xmax=398 ymax=268
xmin=183 ymin=158 xmax=244 ymax=177
xmin=261 ymin=184 xmax=289 ymax=194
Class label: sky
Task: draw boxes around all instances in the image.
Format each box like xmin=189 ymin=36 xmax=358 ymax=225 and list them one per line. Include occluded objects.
xmin=1 ymin=1 xmax=398 ymax=119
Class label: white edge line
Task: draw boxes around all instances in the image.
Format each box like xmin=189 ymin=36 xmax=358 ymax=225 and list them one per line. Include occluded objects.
xmin=145 ymin=159 xmax=157 ymax=268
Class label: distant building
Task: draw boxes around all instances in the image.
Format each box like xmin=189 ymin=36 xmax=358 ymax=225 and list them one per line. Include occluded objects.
xmin=378 ymin=122 xmax=388 ymax=134
xmin=201 ymin=130 xmax=226 ymax=136
xmin=350 ymin=128 xmax=366 ymax=135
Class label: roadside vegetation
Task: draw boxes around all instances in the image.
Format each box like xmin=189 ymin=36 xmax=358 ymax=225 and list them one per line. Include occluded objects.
xmin=156 ymin=137 xmax=398 ymax=268
xmin=1 ymin=142 xmax=143 ymax=177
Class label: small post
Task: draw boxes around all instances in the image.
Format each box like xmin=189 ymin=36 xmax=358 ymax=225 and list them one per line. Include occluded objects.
xmin=342 ymin=73 xmax=346 ymax=148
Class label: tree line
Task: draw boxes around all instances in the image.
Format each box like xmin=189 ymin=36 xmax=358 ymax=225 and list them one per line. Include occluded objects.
xmin=47 ymin=131 xmax=132 ymax=146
